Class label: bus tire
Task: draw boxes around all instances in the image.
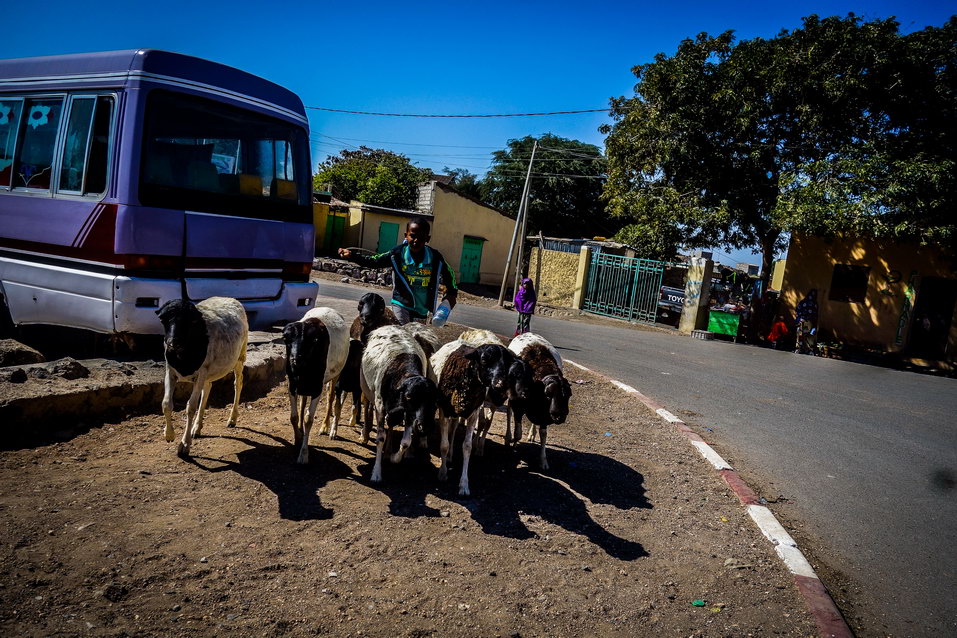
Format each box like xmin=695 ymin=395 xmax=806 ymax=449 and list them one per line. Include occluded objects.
xmin=0 ymin=292 xmax=14 ymax=338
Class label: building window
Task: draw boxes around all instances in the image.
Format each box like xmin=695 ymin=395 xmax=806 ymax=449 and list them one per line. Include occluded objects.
xmin=829 ymin=265 xmax=870 ymax=303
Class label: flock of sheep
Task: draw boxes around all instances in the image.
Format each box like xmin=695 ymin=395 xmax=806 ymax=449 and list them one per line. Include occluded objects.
xmin=154 ymin=293 xmax=573 ymax=496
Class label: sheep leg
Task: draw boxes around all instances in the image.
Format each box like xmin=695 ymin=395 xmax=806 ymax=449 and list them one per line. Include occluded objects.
xmin=510 ymin=407 xmax=525 ymax=448
xmin=458 ymin=412 xmax=479 ymax=497
xmin=318 ymin=380 xmax=333 ymax=436
xmin=288 ymin=391 xmax=303 ymax=446
xmin=349 ymin=391 xmax=362 ymax=428
xmin=538 ymin=425 xmax=549 ymax=470
xmin=333 ymin=389 xmax=345 ymax=431
xmin=162 ymin=366 xmax=176 ymax=443
xmin=190 ymin=380 xmax=213 ymax=438
xmin=391 ymin=422 xmax=414 ymax=464
xmin=475 ymin=407 xmax=493 ymax=456
xmin=177 ymin=378 xmax=205 ymax=456
xmin=226 ymin=359 xmax=244 ymax=428
xmin=297 ymin=395 xmax=321 ymax=464
xmin=525 ymin=423 xmax=538 ymax=443
xmin=288 ymin=390 xmax=302 ymax=444
xmin=363 ymin=397 xmax=373 ymax=434
xmin=370 ymin=411 xmax=387 ymax=483
xmin=437 ymin=411 xmax=450 ymax=482
xmin=325 ymin=378 xmax=340 ymax=440
xmin=360 ymin=399 xmax=374 ymax=445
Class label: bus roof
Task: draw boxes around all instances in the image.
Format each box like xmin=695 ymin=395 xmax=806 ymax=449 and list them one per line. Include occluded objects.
xmin=0 ymin=49 xmax=306 ymax=120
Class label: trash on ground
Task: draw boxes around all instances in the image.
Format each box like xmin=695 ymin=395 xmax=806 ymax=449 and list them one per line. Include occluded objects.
xmin=692 ymin=600 xmax=707 ymax=607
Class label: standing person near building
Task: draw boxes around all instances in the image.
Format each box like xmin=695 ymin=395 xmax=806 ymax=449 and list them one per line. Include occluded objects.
xmin=513 ymin=277 xmax=537 ymax=336
xmin=338 ymin=217 xmax=457 ymax=325
xmin=794 ymin=289 xmax=819 ymax=354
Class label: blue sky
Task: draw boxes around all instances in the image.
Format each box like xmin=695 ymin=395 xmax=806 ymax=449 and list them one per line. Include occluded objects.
xmin=3 ymin=1 xmax=952 ymax=266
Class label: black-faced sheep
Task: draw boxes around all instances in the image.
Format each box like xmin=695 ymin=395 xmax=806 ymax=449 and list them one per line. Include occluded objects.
xmin=156 ymin=297 xmax=248 ymax=457
xmin=282 ymin=307 xmax=350 ymax=463
xmin=507 ymin=332 xmax=572 ymax=470
xmin=360 ymin=325 xmax=437 ymax=484
xmin=457 ymin=328 xmax=532 ymax=455
xmin=429 ymin=338 xmax=513 ymax=496
xmin=326 ymin=293 xmax=400 ymax=436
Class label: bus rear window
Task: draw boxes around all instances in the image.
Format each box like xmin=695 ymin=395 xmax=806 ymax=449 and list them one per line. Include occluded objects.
xmin=140 ymin=91 xmax=309 ymax=218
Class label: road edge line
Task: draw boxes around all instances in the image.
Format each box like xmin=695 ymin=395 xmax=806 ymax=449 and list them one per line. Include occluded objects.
xmin=564 ymin=358 xmax=853 ymax=638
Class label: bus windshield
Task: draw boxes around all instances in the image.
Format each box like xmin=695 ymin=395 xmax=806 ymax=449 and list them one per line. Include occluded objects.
xmin=140 ymin=90 xmax=310 ymax=222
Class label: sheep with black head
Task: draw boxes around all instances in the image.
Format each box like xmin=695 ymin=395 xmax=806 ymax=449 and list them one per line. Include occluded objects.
xmin=325 ymin=293 xmax=400 ymax=437
xmin=507 ymin=332 xmax=572 ymax=470
xmin=283 ymin=307 xmax=350 ymax=462
xmin=457 ymin=329 xmax=532 ymax=455
xmin=360 ymin=325 xmax=437 ymax=484
xmin=156 ymin=296 xmax=248 ymax=456
xmin=430 ymin=338 xmax=513 ymax=496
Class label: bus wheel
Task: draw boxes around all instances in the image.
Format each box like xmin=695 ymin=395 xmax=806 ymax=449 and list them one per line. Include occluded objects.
xmin=0 ymin=293 xmax=16 ymax=338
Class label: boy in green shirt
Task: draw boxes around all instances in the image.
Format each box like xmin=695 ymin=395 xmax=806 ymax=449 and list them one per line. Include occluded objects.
xmin=338 ymin=217 xmax=457 ymax=324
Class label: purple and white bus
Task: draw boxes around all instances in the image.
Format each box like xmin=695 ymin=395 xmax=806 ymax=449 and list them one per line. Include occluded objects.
xmin=0 ymin=49 xmax=318 ymax=336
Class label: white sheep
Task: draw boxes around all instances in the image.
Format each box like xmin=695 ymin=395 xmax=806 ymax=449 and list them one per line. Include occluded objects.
xmin=360 ymin=325 xmax=437 ymax=484
xmin=282 ymin=307 xmax=350 ymax=463
xmin=156 ymin=297 xmax=248 ymax=457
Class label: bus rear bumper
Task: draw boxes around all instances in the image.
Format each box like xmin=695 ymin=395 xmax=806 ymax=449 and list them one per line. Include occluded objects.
xmin=114 ymin=278 xmax=318 ymax=334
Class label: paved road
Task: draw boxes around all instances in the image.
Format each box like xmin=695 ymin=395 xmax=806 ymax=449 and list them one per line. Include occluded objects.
xmin=316 ymin=280 xmax=957 ymax=637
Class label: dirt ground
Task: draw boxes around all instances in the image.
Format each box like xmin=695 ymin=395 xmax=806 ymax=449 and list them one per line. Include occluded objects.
xmin=0 ymin=317 xmax=817 ymax=638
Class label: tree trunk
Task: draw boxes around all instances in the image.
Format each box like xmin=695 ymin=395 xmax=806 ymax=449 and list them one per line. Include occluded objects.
xmin=748 ymin=232 xmax=780 ymax=344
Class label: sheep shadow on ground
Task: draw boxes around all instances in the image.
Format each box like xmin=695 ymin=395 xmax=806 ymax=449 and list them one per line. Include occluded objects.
xmin=451 ymin=442 xmax=649 ymax=561
xmin=185 ymin=428 xmax=352 ymax=521
xmin=368 ymin=435 xmax=650 ymax=561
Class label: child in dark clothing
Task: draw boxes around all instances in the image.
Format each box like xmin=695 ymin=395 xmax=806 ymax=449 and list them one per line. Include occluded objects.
xmin=513 ymin=277 xmax=536 ymax=335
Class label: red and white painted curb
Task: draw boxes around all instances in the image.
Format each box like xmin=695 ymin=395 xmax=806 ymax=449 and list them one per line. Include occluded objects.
xmin=565 ymin=359 xmax=853 ymax=638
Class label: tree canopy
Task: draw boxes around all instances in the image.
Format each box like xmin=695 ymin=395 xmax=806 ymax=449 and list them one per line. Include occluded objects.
xmin=443 ymin=167 xmax=484 ymax=201
xmin=313 ymin=147 xmax=433 ymax=209
xmin=481 ymin=134 xmax=616 ymax=238
xmin=602 ymin=14 xmax=956 ymax=273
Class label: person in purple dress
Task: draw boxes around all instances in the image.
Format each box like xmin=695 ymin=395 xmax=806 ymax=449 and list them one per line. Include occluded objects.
xmin=513 ymin=277 xmax=537 ymax=336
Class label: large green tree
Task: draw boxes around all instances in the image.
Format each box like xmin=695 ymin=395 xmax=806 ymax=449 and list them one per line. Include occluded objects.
xmin=481 ymin=134 xmax=615 ymax=238
xmin=443 ymin=167 xmax=484 ymax=201
xmin=313 ymin=147 xmax=432 ymax=209
xmin=602 ymin=14 xmax=956 ymax=278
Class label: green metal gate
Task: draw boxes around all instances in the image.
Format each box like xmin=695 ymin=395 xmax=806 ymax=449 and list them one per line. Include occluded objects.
xmin=582 ymin=252 xmax=672 ymax=323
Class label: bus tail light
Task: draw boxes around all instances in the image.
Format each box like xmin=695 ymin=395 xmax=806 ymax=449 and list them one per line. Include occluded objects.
xmin=124 ymin=254 xmax=181 ymax=273
xmin=282 ymin=262 xmax=312 ymax=281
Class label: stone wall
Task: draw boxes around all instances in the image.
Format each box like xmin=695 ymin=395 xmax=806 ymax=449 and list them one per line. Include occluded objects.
xmin=529 ymin=247 xmax=581 ymax=308
xmin=314 ymin=258 xmax=393 ymax=287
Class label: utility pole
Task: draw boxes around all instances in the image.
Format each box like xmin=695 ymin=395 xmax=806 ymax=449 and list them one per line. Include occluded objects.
xmin=512 ymin=182 xmax=533 ymax=298
xmin=497 ymin=139 xmax=538 ymax=306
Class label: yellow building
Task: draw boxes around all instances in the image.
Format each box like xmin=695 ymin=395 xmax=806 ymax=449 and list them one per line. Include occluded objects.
xmin=779 ymin=233 xmax=957 ymax=363
xmin=418 ymin=181 xmax=515 ymax=286
xmin=313 ymin=181 xmax=516 ymax=287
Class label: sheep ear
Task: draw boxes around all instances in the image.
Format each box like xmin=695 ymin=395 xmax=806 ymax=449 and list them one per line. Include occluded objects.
xmin=282 ymin=322 xmax=300 ymax=343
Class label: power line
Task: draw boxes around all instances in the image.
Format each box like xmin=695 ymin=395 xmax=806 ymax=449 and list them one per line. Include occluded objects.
xmin=307 ymin=106 xmax=614 ymax=118
xmin=312 ymin=133 xmax=499 ymax=149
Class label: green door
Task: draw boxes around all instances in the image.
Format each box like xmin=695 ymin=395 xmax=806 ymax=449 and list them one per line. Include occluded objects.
xmin=377 ymin=222 xmax=399 ymax=254
xmin=323 ymin=215 xmax=345 ymax=254
xmin=460 ymin=236 xmax=484 ymax=284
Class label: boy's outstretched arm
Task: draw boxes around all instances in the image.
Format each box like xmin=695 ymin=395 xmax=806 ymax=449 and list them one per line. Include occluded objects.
xmin=338 ymin=247 xmax=392 ymax=269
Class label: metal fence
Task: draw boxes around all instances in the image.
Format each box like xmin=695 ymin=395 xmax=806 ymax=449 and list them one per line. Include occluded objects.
xmin=582 ymin=252 xmax=681 ymax=323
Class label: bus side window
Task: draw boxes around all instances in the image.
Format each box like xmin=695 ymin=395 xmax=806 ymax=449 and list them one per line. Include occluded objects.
xmin=59 ymin=97 xmax=96 ymax=192
xmin=83 ymin=96 xmax=114 ymax=195
xmin=0 ymin=100 xmax=23 ymax=189
xmin=14 ymin=98 xmax=63 ymax=190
